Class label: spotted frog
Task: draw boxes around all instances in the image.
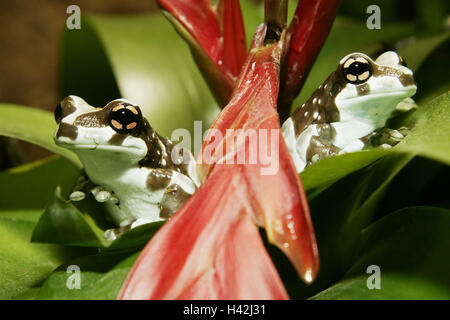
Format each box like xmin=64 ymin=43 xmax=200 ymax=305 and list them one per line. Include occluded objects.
xmin=54 ymin=96 xmax=199 ymax=239
xmin=282 ymin=51 xmax=417 ymax=172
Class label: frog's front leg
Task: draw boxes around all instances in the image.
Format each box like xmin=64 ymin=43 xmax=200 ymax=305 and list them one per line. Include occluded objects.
xmin=305 ymin=124 xmax=341 ymax=167
xmin=365 ymin=127 xmax=409 ymax=149
xmin=69 ymin=172 xmax=94 ymax=202
xmin=69 ymin=172 xmax=119 ymax=204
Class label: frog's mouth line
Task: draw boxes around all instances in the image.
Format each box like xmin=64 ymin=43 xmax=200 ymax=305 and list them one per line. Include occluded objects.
xmin=55 ymin=140 xmax=146 ymax=155
xmin=340 ymin=87 xmax=417 ymax=102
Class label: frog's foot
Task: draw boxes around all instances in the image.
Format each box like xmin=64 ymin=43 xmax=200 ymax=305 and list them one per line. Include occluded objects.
xmin=69 ymin=174 xmax=93 ymax=202
xmin=90 ymin=186 xmax=119 ymax=204
xmin=103 ymin=224 xmax=132 ymax=241
xmin=370 ymin=127 xmax=407 ymax=148
xmin=69 ymin=191 xmax=86 ymax=202
xmin=305 ymin=135 xmax=341 ymax=167
xmin=130 ymin=218 xmax=160 ymax=229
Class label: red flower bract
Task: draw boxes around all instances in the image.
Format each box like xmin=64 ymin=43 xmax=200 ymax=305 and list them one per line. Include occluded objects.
xmin=157 ymin=0 xmax=246 ymax=106
xmin=118 ymin=24 xmax=318 ymax=300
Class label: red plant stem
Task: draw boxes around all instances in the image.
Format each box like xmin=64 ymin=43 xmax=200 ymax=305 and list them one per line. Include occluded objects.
xmin=278 ymin=0 xmax=341 ymax=121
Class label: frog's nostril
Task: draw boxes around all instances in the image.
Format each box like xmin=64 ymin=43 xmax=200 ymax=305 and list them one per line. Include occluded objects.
xmin=55 ymin=103 xmax=63 ymax=124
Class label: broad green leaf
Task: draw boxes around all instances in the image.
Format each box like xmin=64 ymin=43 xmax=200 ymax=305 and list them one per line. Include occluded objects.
xmin=397 ymin=31 xmax=450 ymax=72
xmin=0 ymin=157 xmax=89 ymax=299
xmin=0 ymin=104 xmax=80 ymax=167
xmin=104 ymin=221 xmax=164 ymax=253
xmin=31 ymin=188 xmax=108 ymax=248
xmin=301 ymin=149 xmax=390 ymax=193
xmin=62 ymin=14 xmax=219 ymax=143
xmin=0 ymin=156 xmax=80 ymax=222
xmin=37 ymin=251 xmax=139 ymax=300
xmin=0 ymin=215 xmax=86 ymax=299
xmin=31 ymin=187 xmax=164 ymax=252
xmin=397 ymin=91 xmax=450 ymax=165
xmin=311 ymin=206 xmax=450 ymax=300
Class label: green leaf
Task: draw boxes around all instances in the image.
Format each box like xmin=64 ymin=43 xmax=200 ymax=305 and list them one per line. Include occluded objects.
xmin=0 ymin=157 xmax=90 ymax=299
xmin=0 ymin=216 xmax=85 ymax=299
xmin=62 ymin=14 xmax=220 ymax=141
xmin=37 ymin=251 xmax=139 ymax=300
xmin=0 ymin=156 xmax=80 ymax=222
xmin=31 ymin=188 xmax=108 ymax=248
xmin=31 ymin=187 xmax=165 ymax=252
xmin=311 ymin=206 xmax=450 ymax=300
xmin=301 ymin=149 xmax=390 ymax=193
xmin=104 ymin=221 xmax=164 ymax=253
xmin=397 ymin=31 xmax=450 ymax=72
xmin=0 ymin=104 xmax=81 ymax=167
xmin=397 ymin=91 xmax=450 ymax=165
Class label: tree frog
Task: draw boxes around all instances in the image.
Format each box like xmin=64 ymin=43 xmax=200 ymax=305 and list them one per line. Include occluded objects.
xmin=54 ymin=96 xmax=199 ymax=239
xmin=282 ymin=51 xmax=417 ymax=173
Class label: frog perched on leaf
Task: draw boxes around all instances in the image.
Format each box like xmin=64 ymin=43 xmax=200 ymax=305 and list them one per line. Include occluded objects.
xmin=282 ymin=51 xmax=417 ymax=173
xmin=54 ymin=96 xmax=199 ymax=240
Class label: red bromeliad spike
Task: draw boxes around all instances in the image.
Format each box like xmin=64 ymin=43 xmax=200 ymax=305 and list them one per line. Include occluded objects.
xmin=198 ymin=24 xmax=319 ymax=284
xmin=119 ymin=24 xmax=318 ymax=300
xmin=157 ymin=0 xmax=246 ymax=106
xmin=278 ymin=0 xmax=341 ymax=120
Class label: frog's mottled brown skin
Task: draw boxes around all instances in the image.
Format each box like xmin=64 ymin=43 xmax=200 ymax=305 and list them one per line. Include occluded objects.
xmin=54 ymin=96 xmax=199 ymax=235
xmin=283 ymin=51 xmax=417 ymax=173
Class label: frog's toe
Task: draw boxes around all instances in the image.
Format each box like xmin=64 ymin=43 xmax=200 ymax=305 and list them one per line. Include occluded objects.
xmin=130 ymin=218 xmax=158 ymax=229
xmin=388 ymin=129 xmax=404 ymax=141
xmin=91 ymin=186 xmax=111 ymax=202
xmin=69 ymin=191 xmax=85 ymax=201
xmin=103 ymin=225 xmax=132 ymax=241
xmin=109 ymin=195 xmax=120 ymax=204
xmin=103 ymin=229 xmax=117 ymax=241
xmin=398 ymin=126 xmax=410 ymax=137
xmin=380 ymin=143 xmax=393 ymax=150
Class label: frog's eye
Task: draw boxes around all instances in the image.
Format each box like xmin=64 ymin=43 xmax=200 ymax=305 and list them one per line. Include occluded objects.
xmin=54 ymin=103 xmax=63 ymax=124
xmin=342 ymin=56 xmax=372 ymax=84
xmin=109 ymin=104 xmax=141 ymax=134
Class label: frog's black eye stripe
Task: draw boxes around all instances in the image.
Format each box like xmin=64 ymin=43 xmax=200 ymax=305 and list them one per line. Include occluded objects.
xmin=398 ymin=55 xmax=408 ymax=67
xmin=342 ymin=56 xmax=372 ymax=84
xmin=54 ymin=103 xmax=63 ymax=124
xmin=109 ymin=104 xmax=141 ymax=134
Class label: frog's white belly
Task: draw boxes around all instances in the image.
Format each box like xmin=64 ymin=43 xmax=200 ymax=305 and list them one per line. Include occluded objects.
xmin=90 ymin=167 xmax=196 ymax=227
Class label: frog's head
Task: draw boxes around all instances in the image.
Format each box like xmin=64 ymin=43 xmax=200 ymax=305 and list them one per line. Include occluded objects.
xmin=333 ymin=51 xmax=417 ymax=127
xmin=54 ymin=96 xmax=152 ymax=165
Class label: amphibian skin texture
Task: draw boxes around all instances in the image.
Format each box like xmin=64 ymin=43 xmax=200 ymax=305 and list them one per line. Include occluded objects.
xmin=54 ymin=96 xmax=199 ymax=238
xmin=282 ymin=51 xmax=417 ymax=173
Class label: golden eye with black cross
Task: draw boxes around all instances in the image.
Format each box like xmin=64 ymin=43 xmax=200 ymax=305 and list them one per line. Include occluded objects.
xmin=109 ymin=103 xmax=142 ymax=134
xmin=342 ymin=55 xmax=372 ymax=84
